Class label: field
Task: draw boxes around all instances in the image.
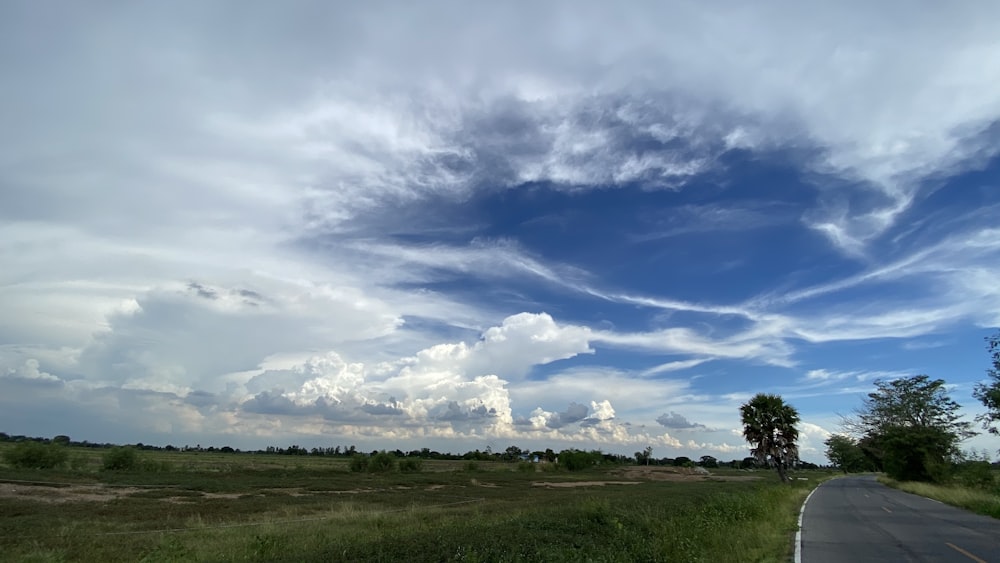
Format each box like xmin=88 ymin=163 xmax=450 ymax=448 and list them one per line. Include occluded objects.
xmin=0 ymin=446 xmax=830 ymax=562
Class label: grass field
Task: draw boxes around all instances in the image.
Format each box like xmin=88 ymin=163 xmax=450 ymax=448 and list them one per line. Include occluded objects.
xmin=0 ymin=445 xmax=830 ymax=562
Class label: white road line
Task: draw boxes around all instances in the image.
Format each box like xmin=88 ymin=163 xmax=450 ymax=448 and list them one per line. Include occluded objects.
xmin=946 ymin=542 xmax=988 ymax=563
xmin=795 ymin=485 xmax=821 ymax=563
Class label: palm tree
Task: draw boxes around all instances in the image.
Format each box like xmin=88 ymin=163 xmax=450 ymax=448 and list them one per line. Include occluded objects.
xmin=740 ymin=393 xmax=800 ymax=482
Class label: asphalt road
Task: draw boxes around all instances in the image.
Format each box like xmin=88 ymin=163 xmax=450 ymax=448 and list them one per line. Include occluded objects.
xmin=799 ymin=475 xmax=1000 ymax=562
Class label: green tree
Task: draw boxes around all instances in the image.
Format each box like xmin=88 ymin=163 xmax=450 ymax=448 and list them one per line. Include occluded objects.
xmin=852 ymin=375 xmax=973 ymax=482
xmin=503 ymin=445 xmax=524 ymax=461
xmin=823 ymin=434 xmax=869 ymax=473
xmin=740 ymin=393 xmax=800 ymax=482
xmin=973 ymin=332 xmax=1000 ymax=437
xmin=634 ymin=446 xmax=653 ymax=465
xmin=557 ymin=449 xmax=602 ymax=471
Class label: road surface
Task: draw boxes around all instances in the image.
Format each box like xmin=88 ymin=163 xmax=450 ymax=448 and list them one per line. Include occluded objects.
xmin=799 ymin=475 xmax=1000 ymax=562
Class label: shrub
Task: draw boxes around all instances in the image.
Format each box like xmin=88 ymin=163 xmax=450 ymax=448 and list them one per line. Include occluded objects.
xmin=2 ymin=441 xmax=68 ymax=469
xmin=348 ymin=455 xmax=369 ymax=473
xmin=463 ymin=461 xmax=479 ymax=472
xmin=102 ymin=446 xmax=139 ymax=471
xmin=368 ymin=451 xmax=396 ymax=473
xmin=398 ymin=458 xmax=423 ymax=473
xmin=516 ymin=461 xmax=536 ymax=473
xmin=955 ymin=461 xmax=996 ymax=490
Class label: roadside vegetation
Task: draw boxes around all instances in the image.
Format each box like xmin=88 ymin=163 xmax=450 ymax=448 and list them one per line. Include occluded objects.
xmin=0 ymin=444 xmax=832 ymax=562
xmin=821 ymin=330 xmax=1000 ymax=519
xmin=878 ymin=475 xmax=1000 ymax=519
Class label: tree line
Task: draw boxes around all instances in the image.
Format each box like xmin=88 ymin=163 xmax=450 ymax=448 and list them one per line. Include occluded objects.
xmin=739 ymin=331 xmax=1000 ymax=484
xmin=825 ymin=332 xmax=1000 ymax=483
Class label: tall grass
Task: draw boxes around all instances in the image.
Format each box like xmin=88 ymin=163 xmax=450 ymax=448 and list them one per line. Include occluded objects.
xmin=878 ymin=477 xmax=1000 ymax=519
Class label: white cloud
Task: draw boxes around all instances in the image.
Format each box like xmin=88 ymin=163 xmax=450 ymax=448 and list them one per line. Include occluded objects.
xmin=1 ymin=1 xmax=999 ymax=455
xmin=2 ymin=359 xmax=60 ymax=383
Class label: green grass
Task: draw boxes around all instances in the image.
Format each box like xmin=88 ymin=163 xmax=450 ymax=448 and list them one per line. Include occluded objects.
xmin=878 ymin=476 xmax=1000 ymax=519
xmin=0 ymin=447 xmax=831 ymax=562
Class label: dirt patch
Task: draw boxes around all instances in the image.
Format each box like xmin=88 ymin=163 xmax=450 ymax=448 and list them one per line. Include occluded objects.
xmin=531 ymin=481 xmax=641 ymax=488
xmin=612 ymin=466 xmax=760 ymax=482
xmin=0 ymin=482 xmax=144 ymax=503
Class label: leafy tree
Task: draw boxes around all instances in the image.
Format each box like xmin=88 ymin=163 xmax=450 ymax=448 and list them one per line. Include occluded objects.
xmin=824 ymin=434 xmax=870 ymax=473
xmin=973 ymin=332 xmax=1000 ymax=437
xmin=740 ymin=393 xmax=800 ymax=482
xmin=852 ymin=375 xmax=973 ymax=482
xmin=672 ymin=456 xmax=693 ymax=467
xmin=634 ymin=446 xmax=653 ymax=465
xmin=698 ymin=455 xmax=718 ymax=468
xmin=557 ymin=449 xmax=602 ymax=471
xmin=503 ymin=445 xmax=525 ymax=461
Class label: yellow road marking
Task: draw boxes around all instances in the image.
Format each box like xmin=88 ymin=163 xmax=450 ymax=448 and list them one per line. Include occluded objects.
xmin=946 ymin=542 xmax=987 ymax=563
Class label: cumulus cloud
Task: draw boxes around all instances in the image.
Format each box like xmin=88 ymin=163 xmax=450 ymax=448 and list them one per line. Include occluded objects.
xmin=1 ymin=1 xmax=998 ymax=458
xmin=656 ymin=411 xmax=707 ymax=430
xmin=517 ymin=402 xmax=591 ymax=430
xmin=2 ymin=359 xmax=61 ymax=384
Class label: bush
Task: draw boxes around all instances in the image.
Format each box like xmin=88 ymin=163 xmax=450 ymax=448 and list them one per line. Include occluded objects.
xmin=2 ymin=441 xmax=68 ymax=469
xmin=348 ymin=455 xmax=369 ymax=473
xmin=368 ymin=451 xmax=396 ymax=473
xmin=398 ymin=458 xmax=423 ymax=473
xmin=956 ymin=461 xmax=996 ymax=490
xmin=517 ymin=461 xmax=536 ymax=473
xmin=102 ymin=446 xmax=139 ymax=471
xmin=463 ymin=461 xmax=479 ymax=472
xmin=348 ymin=452 xmax=397 ymax=473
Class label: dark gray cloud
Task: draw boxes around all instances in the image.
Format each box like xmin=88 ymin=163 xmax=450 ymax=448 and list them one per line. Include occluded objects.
xmin=436 ymin=401 xmax=498 ymax=421
xmin=188 ymin=282 xmax=218 ymax=300
xmin=360 ymin=402 xmax=404 ymax=416
xmin=241 ymin=390 xmax=299 ymax=416
xmin=656 ymin=411 xmax=706 ymax=430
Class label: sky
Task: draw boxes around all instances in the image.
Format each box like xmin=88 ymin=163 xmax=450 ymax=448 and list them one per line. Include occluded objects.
xmin=2 ymin=1 xmax=999 ymax=463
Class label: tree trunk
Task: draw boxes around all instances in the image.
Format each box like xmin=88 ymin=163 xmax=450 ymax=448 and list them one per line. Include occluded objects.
xmin=776 ymin=463 xmax=789 ymax=482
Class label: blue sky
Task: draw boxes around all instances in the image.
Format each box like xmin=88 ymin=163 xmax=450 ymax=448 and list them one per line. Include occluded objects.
xmin=2 ymin=1 xmax=999 ymax=462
